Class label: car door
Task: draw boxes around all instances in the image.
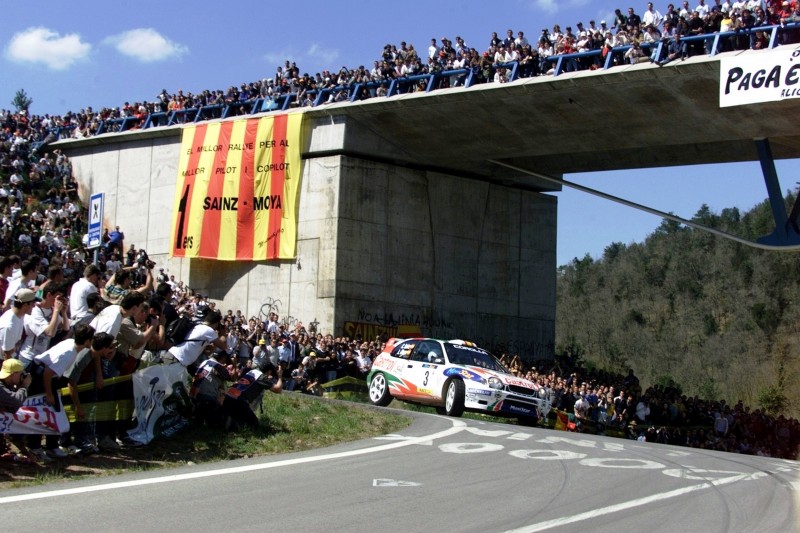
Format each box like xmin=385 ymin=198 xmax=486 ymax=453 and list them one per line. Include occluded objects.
xmin=407 ymin=340 xmax=445 ymax=401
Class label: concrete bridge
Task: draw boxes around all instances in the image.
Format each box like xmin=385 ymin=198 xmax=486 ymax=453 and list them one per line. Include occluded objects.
xmin=57 ymin=49 xmax=800 ymax=360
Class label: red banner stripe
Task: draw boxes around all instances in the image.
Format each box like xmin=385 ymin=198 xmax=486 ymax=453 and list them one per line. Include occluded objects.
xmin=236 ymin=119 xmax=259 ymax=260
xmin=267 ymin=115 xmax=288 ymax=259
xmin=199 ymin=122 xmax=234 ymax=258
xmin=174 ymin=124 xmax=209 ymax=258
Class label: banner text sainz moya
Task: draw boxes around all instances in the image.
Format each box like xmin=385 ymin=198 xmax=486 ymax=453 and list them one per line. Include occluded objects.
xmin=203 ymin=195 xmax=282 ymax=211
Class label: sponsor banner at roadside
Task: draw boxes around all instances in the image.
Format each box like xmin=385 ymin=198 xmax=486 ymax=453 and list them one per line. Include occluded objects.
xmin=0 ymin=394 xmax=69 ymax=435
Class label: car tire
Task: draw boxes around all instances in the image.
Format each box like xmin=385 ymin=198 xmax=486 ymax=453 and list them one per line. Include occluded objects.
xmin=369 ymin=373 xmax=392 ymax=406
xmin=443 ymin=378 xmax=465 ymax=417
xmin=435 ymin=407 xmax=446 ymax=415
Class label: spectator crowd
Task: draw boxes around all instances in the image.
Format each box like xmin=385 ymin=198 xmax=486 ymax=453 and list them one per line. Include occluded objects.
xmin=500 ymin=355 xmax=799 ymax=460
xmin=1 ymin=2 xmax=798 ymax=465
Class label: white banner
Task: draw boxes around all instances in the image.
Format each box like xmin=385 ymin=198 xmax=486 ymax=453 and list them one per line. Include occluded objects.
xmin=127 ymin=364 xmax=191 ymax=445
xmin=0 ymin=394 xmax=70 ymax=435
xmin=720 ymin=46 xmax=800 ymax=107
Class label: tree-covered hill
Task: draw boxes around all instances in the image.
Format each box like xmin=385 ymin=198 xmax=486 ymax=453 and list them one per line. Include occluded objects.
xmin=556 ymin=190 xmax=800 ymax=419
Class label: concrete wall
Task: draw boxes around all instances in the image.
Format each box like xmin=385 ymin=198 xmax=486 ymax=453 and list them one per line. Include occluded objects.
xmin=62 ymin=115 xmax=557 ymax=359
xmin=332 ymin=156 xmax=556 ymax=358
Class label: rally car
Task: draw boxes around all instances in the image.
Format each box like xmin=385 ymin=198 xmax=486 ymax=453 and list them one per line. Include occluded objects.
xmin=367 ymin=338 xmax=550 ymax=425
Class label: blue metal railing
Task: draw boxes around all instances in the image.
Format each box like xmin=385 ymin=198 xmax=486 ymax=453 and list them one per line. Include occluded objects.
xmin=48 ymin=22 xmax=799 ymax=140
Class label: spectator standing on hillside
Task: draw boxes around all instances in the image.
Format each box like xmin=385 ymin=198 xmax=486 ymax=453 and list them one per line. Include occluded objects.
xmin=107 ymin=226 xmax=124 ymax=255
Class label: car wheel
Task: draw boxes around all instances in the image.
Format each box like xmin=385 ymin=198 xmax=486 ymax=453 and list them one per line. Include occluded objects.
xmin=435 ymin=407 xmax=446 ymax=415
xmin=369 ymin=373 xmax=392 ymax=406
xmin=443 ymin=378 xmax=465 ymax=417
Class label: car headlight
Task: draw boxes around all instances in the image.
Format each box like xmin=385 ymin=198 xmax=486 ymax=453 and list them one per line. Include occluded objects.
xmin=488 ymin=377 xmax=503 ymax=390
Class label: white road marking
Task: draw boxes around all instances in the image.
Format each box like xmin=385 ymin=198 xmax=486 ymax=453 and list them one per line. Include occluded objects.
xmin=465 ymin=427 xmax=512 ymax=438
xmin=373 ymin=434 xmax=408 ymax=440
xmin=790 ymin=482 xmax=800 ymax=492
xmin=0 ymin=420 xmax=467 ymax=504
xmin=438 ymin=442 xmax=504 ymax=454
xmin=502 ymin=471 xmax=768 ymax=533
xmin=507 ymin=432 xmax=532 ymax=441
xmin=602 ymin=442 xmax=624 ymax=452
xmin=373 ymin=478 xmax=421 ymax=487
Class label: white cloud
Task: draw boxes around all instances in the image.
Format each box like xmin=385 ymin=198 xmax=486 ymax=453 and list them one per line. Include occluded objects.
xmin=307 ymin=43 xmax=339 ymax=66
xmin=105 ymin=28 xmax=188 ymax=62
xmin=534 ymin=0 xmax=558 ymax=14
xmin=262 ymin=44 xmax=340 ymax=71
xmin=5 ymin=27 xmax=91 ymax=70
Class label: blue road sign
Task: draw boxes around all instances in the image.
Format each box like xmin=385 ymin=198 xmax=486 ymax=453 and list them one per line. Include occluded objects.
xmin=87 ymin=192 xmax=104 ymax=249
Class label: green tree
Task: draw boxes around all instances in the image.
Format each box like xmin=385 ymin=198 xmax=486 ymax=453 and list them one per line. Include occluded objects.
xmin=11 ymin=89 xmax=33 ymax=113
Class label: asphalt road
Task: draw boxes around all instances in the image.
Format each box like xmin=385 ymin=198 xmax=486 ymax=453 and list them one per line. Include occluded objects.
xmin=1 ymin=410 xmax=798 ymax=532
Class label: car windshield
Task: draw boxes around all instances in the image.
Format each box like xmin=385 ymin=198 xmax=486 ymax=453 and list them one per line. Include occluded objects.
xmin=444 ymin=343 xmax=507 ymax=372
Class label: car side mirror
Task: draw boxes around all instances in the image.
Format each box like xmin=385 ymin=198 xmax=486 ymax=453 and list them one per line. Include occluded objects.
xmin=433 ymin=357 xmax=445 ymax=365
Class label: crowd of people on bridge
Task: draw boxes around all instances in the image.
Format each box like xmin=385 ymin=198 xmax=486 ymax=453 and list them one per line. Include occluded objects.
xmin=3 ymin=2 xmax=799 ymax=142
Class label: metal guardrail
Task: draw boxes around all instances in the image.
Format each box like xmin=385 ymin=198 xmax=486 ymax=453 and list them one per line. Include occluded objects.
xmin=46 ymin=22 xmax=799 ymax=140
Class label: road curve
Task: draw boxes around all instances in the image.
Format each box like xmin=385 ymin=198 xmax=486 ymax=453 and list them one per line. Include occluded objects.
xmin=1 ymin=409 xmax=797 ymax=532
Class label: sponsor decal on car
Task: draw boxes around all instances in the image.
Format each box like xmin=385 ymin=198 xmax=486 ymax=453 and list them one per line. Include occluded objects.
xmin=507 ymin=404 xmax=534 ymax=415
xmin=505 ymin=377 xmax=536 ymax=388
xmin=444 ymin=367 xmax=481 ymax=381
xmin=467 ymin=388 xmax=492 ymax=396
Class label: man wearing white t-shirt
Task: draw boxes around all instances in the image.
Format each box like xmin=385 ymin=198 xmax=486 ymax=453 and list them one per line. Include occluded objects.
xmin=18 ymin=283 xmax=69 ymax=368
xmin=168 ymin=309 xmax=227 ymax=368
xmin=69 ymin=264 xmax=101 ymax=326
xmin=28 ymin=324 xmax=95 ymax=459
xmin=3 ymin=259 xmax=37 ymax=311
xmin=0 ymin=288 xmax=39 ymax=359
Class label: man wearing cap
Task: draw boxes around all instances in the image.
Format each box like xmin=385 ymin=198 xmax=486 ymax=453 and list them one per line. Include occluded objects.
xmin=0 ymin=358 xmax=31 ymax=413
xmin=0 ymin=288 xmax=39 ymax=359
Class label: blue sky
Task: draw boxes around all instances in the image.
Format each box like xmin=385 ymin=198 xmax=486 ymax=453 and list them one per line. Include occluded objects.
xmin=1 ymin=0 xmax=795 ymax=266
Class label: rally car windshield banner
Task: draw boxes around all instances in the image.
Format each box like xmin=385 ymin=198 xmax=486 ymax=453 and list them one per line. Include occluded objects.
xmin=170 ymin=113 xmax=305 ymax=260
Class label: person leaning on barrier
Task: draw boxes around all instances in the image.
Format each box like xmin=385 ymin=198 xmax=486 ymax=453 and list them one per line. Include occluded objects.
xmin=26 ymin=324 xmax=95 ymax=460
xmin=223 ymin=362 xmax=282 ymax=430
xmin=166 ymin=308 xmax=228 ymax=369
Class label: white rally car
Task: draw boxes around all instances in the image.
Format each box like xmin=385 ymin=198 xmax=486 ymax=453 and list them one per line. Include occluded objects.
xmin=367 ymin=338 xmax=550 ymax=425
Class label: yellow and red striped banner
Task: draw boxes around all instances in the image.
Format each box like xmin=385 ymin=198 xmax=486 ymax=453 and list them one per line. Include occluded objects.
xmin=170 ymin=113 xmax=305 ymax=260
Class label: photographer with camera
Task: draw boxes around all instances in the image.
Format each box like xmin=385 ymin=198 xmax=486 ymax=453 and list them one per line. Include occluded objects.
xmin=18 ymin=282 xmax=70 ymax=370
xmin=103 ymin=258 xmax=154 ymax=305
xmin=0 ymin=358 xmax=32 ymax=460
xmin=0 ymin=358 xmax=32 ymax=414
